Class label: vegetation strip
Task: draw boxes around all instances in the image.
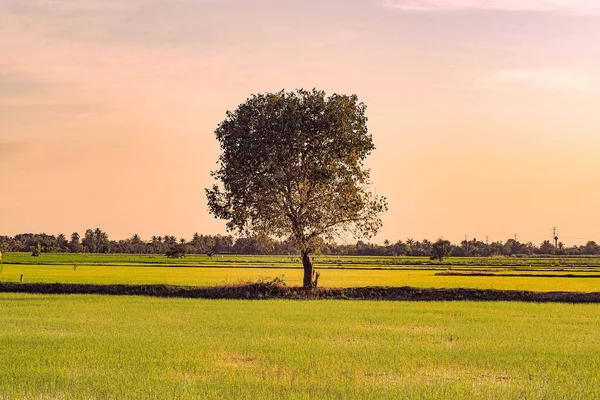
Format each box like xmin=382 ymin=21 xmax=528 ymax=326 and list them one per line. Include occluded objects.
xmin=1 ymin=282 xmax=599 ymax=302
xmin=436 ymin=272 xmax=600 ymax=278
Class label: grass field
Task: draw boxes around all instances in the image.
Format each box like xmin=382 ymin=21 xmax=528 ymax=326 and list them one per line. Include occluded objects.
xmin=0 ymin=294 xmax=598 ymax=399
xmin=1 ymin=254 xmax=599 ymax=399
xmin=2 ymin=253 xmax=600 ymax=292
xmin=2 ymin=264 xmax=600 ymax=292
xmin=5 ymin=252 xmax=600 ymax=269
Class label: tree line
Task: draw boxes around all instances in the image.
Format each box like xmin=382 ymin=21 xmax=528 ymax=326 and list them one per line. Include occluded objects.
xmin=1 ymin=229 xmax=600 ymax=257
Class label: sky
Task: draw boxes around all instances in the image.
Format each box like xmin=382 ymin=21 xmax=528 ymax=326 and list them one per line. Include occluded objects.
xmin=1 ymin=0 xmax=600 ymax=245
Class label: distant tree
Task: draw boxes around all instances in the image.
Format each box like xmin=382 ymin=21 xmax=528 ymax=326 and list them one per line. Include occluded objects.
xmin=584 ymin=241 xmax=600 ymax=255
xmin=94 ymin=228 xmax=110 ymax=252
xmin=129 ymin=234 xmax=146 ymax=253
xmin=82 ymin=228 xmax=109 ymax=253
xmin=214 ymin=235 xmax=234 ymax=254
xmin=391 ymin=240 xmax=409 ymax=256
xmin=503 ymin=238 xmax=527 ymax=256
xmin=430 ymin=239 xmax=452 ymax=262
xmin=165 ymin=243 xmax=186 ymax=258
xmin=163 ymin=235 xmax=177 ymax=246
xmin=69 ymin=232 xmax=82 ymax=253
xmin=206 ymin=89 xmax=387 ymax=289
xmin=539 ymin=240 xmax=555 ymax=255
xmin=405 ymin=238 xmax=415 ymax=255
xmin=31 ymin=243 xmax=42 ymax=257
xmin=420 ymin=239 xmax=433 ymax=256
xmin=233 ymin=234 xmax=275 ymax=255
xmin=488 ymin=241 xmax=504 ymax=256
xmin=149 ymin=236 xmax=164 ymax=254
xmin=201 ymin=235 xmax=217 ymax=256
xmin=56 ymin=234 xmax=68 ymax=252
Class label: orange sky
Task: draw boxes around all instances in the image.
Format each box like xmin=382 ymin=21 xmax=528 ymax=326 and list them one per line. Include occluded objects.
xmin=1 ymin=0 xmax=600 ymax=245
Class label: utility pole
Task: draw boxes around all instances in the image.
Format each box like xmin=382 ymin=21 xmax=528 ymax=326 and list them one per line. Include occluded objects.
xmin=485 ymin=236 xmax=489 ymax=245
xmin=553 ymin=227 xmax=559 ymax=248
xmin=514 ymin=233 xmax=518 ymax=241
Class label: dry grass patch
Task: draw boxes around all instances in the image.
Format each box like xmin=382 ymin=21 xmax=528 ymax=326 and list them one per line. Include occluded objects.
xmin=218 ymin=352 xmax=259 ymax=369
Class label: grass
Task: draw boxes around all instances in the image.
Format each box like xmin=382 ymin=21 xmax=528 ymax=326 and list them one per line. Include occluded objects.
xmin=1 ymin=264 xmax=600 ymax=292
xmin=5 ymin=252 xmax=600 ymax=270
xmin=0 ymin=294 xmax=598 ymax=399
xmin=2 ymin=252 xmax=600 ymax=292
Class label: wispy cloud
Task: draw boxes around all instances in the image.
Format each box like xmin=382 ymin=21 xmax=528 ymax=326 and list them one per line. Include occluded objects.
xmin=0 ymin=0 xmax=206 ymax=14
xmin=0 ymin=141 xmax=30 ymax=161
xmin=484 ymin=69 xmax=594 ymax=92
xmin=383 ymin=0 xmax=600 ymax=15
xmin=0 ymin=0 xmax=219 ymax=45
xmin=0 ymin=66 xmax=55 ymax=99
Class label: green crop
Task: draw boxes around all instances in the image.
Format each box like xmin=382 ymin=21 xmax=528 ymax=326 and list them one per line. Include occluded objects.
xmin=1 ymin=264 xmax=599 ymax=292
xmin=0 ymin=295 xmax=598 ymax=399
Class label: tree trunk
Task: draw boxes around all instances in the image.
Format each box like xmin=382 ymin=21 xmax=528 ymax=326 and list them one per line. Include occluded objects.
xmin=301 ymin=250 xmax=313 ymax=289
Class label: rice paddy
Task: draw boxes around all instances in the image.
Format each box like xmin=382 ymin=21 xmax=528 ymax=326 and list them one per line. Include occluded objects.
xmin=0 ymin=294 xmax=598 ymax=399
xmin=1 ymin=253 xmax=600 ymax=292
xmin=1 ymin=264 xmax=600 ymax=292
xmin=1 ymin=253 xmax=599 ymax=399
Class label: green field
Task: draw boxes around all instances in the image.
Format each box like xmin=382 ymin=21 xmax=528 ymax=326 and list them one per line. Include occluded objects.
xmin=2 ymin=264 xmax=600 ymax=292
xmin=0 ymin=294 xmax=598 ymax=399
xmin=2 ymin=253 xmax=600 ymax=292
xmin=5 ymin=252 xmax=600 ymax=269
xmin=1 ymin=254 xmax=599 ymax=399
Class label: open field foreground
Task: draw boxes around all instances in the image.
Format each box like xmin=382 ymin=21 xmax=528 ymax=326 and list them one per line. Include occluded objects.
xmin=2 ymin=264 xmax=600 ymax=293
xmin=0 ymin=294 xmax=599 ymax=399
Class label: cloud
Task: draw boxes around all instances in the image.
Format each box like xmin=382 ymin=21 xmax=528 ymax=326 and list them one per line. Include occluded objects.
xmin=1 ymin=0 xmax=144 ymax=14
xmin=0 ymin=141 xmax=30 ymax=160
xmin=0 ymin=68 xmax=54 ymax=99
xmin=0 ymin=102 xmax=115 ymax=132
xmin=0 ymin=0 xmax=222 ymax=47
xmin=484 ymin=69 xmax=594 ymax=92
xmin=382 ymin=0 xmax=600 ymax=15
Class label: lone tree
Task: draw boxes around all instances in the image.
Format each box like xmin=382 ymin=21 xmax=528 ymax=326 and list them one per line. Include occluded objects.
xmin=206 ymin=89 xmax=387 ymax=289
xmin=430 ymin=239 xmax=452 ymax=262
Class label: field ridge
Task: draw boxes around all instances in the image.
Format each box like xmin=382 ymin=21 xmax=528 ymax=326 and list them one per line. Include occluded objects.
xmin=1 ymin=282 xmax=600 ymax=302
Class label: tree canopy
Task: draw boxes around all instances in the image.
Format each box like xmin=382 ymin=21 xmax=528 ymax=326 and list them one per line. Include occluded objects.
xmin=430 ymin=239 xmax=452 ymax=262
xmin=0 ymin=230 xmax=594 ymax=257
xmin=206 ymin=89 xmax=387 ymax=288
